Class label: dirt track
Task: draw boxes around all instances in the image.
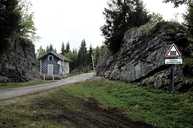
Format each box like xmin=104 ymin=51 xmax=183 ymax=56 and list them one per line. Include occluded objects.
xmin=0 ymin=73 xmax=156 ymax=128
xmin=59 ymin=98 xmax=155 ymax=128
xmin=0 ymin=73 xmax=95 ymax=101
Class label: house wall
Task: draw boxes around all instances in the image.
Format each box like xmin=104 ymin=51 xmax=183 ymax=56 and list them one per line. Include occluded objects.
xmin=63 ymin=62 xmax=70 ymax=74
xmin=40 ymin=53 xmax=70 ymax=76
xmin=41 ymin=54 xmax=60 ymax=75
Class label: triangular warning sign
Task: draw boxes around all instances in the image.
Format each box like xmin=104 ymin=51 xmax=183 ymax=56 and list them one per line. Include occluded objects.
xmin=165 ymin=44 xmax=182 ymax=58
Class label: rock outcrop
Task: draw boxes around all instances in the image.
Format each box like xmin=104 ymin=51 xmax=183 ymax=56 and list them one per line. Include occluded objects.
xmin=97 ymin=22 xmax=193 ymax=91
xmin=0 ymin=38 xmax=37 ymax=82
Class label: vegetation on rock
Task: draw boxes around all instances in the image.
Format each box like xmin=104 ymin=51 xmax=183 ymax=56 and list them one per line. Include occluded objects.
xmin=97 ymin=21 xmax=193 ymax=91
xmin=101 ymin=0 xmax=151 ymax=53
xmin=185 ymin=2 xmax=193 ymax=43
xmin=97 ymin=0 xmax=193 ymax=91
xmin=0 ymin=0 xmax=35 ymax=52
xmin=0 ymin=0 xmax=37 ymax=82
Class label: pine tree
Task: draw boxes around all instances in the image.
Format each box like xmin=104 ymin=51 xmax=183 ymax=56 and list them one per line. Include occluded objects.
xmin=149 ymin=13 xmax=164 ymax=25
xmin=46 ymin=44 xmax=54 ymax=52
xmin=164 ymin=0 xmax=187 ymax=7
xmin=0 ymin=0 xmax=21 ymax=51
xmin=101 ymin=0 xmax=150 ymax=53
xmin=0 ymin=0 xmax=35 ymax=52
xmin=37 ymin=46 xmax=46 ymax=58
xmin=69 ymin=49 xmax=78 ymax=70
xmin=78 ymin=40 xmax=88 ymax=67
xmin=61 ymin=42 xmax=65 ymax=54
xmin=87 ymin=46 xmax=93 ymax=67
xmin=66 ymin=42 xmax=70 ymax=53
xmin=132 ymin=0 xmax=151 ymax=26
xmin=95 ymin=46 xmax=101 ymax=65
xmin=185 ymin=2 xmax=193 ymax=40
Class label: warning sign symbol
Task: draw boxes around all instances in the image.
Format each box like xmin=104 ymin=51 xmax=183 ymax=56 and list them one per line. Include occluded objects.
xmin=165 ymin=44 xmax=182 ymax=58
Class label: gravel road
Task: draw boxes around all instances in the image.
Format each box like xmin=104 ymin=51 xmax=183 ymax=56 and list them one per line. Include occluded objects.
xmin=0 ymin=72 xmax=96 ymax=101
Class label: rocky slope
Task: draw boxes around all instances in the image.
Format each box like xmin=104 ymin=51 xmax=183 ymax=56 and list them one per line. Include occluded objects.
xmin=0 ymin=38 xmax=37 ymax=82
xmin=97 ymin=22 xmax=193 ymax=91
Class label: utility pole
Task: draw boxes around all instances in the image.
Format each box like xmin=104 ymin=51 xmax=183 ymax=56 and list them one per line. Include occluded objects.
xmin=91 ymin=54 xmax=95 ymax=71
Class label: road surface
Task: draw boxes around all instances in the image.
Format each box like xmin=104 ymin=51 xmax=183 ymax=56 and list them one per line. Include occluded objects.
xmin=0 ymin=72 xmax=96 ymax=101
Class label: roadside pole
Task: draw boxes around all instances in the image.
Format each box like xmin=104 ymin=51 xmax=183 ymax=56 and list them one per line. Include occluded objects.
xmin=171 ymin=65 xmax=175 ymax=93
xmin=91 ymin=54 xmax=95 ymax=71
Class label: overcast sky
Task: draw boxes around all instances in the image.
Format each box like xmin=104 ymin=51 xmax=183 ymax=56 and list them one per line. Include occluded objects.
xmin=31 ymin=0 xmax=186 ymax=52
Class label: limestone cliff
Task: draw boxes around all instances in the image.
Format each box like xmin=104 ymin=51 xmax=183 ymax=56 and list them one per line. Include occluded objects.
xmin=0 ymin=38 xmax=37 ymax=82
xmin=97 ymin=22 xmax=193 ymax=91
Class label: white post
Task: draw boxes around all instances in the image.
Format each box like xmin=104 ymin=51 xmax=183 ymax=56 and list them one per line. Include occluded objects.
xmin=91 ymin=54 xmax=95 ymax=71
xmin=43 ymin=74 xmax=46 ymax=80
xmin=40 ymin=60 xmax=42 ymax=75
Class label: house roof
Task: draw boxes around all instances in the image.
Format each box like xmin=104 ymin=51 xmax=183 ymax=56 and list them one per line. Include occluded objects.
xmin=38 ymin=51 xmax=71 ymax=62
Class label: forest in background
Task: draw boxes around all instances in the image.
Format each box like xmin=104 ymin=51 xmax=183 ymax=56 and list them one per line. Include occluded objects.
xmin=36 ymin=41 xmax=107 ymax=73
xmin=36 ymin=0 xmax=193 ymax=75
xmin=1 ymin=0 xmax=193 ymax=81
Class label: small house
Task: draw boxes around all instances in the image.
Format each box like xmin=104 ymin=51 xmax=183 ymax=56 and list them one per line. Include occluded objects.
xmin=38 ymin=51 xmax=70 ymax=78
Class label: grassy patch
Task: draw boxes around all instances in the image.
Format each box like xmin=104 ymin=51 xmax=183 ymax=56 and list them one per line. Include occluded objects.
xmin=64 ymin=80 xmax=193 ymax=128
xmin=184 ymin=57 xmax=193 ymax=66
xmin=0 ymin=81 xmax=154 ymax=128
xmin=0 ymin=80 xmax=53 ymax=88
xmin=0 ymin=80 xmax=192 ymax=128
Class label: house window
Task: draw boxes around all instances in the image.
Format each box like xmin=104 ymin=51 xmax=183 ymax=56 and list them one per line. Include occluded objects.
xmin=48 ymin=55 xmax=53 ymax=61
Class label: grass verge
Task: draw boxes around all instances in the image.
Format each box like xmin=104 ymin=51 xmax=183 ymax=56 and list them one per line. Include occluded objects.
xmin=0 ymin=80 xmax=192 ymax=128
xmin=0 ymin=80 xmax=53 ymax=88
xmin=64 ymin=80 xmax=193 ymax=128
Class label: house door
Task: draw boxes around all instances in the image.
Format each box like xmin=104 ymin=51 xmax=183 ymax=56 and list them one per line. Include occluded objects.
xmin=48 ymin=64 xmax=54 ymax=76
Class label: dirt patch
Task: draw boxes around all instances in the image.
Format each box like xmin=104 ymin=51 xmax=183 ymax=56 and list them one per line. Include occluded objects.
xmin=32 ymin=96 xmax=156 ymax=128
xmin=0 ymin=88 xmax=156 ymax=128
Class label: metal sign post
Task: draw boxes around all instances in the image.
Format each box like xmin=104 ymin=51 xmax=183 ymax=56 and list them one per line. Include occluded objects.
xmin=171 ymin=65 xmax=175 ymax=93
xmin=165 ymin=43 xmax=183 ymax=93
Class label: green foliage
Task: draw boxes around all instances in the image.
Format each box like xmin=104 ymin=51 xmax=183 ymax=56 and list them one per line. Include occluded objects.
xmin=65 ymin=80 xmax=193 ymax=128
xmin=18 ymin=0 xmax=35 ymax=39
xmin=149 ymin=13 xmax=164 ymax=25
xmin=163 ymin=0 xmax=188 ymax=7
xmin=0 ymin=0 xmax=21 ymax=51
xmin=65 ymin=49 xmax=78 ymax=71
xmin=87 ymin=46 xmax=93 ymax=69
xmin=36 ymin=46 xmax=46 ymax=58
xmin=77 ymin=40 xmax=88 ymax=67
xmin=94 ymin=46 xmax=101 ymax=65
xmin=101 ymin=0 xmax=151 ymax=53
xmin=19 ymin=13 xmax=35 ymax=38
xmin=183 ymin=57 xmax=193 ymax=77
xmin=66 ymin=42 xmax=70 ymax=53
xmin=93 ymin=45 xmax=110 ymax=66
xmin=61 ymin=42 xmax=71 ymax=55
xmin=39 ymin=41 xmax=103 ymax=73
xmin=165 ymin=0 xmax=193 ymax=56
xmin=60 ymin=41 xmax=93 ymax=72
xmin=0 ymin=0 xmax=35 ymax=52
xmin=0 ymin=80 xmax=192 ymax=128
xmin=0 ymin=80 xmax=52 ymax=88
xmin=184 ymin=3 xmax=193 ymax=39
xmin=76 ymin=41 xmax=97 ymax=72
xmin=46 ymin=44 xmax=55 ymax=52
xmin=61 ymin=42 xmax=65 ymax=55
